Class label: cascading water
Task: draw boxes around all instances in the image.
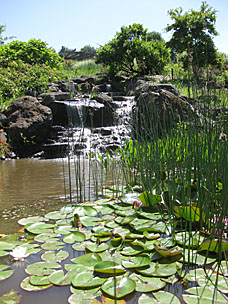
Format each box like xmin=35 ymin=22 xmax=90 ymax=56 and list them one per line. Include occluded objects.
xmin=44 ymin=94 xmax=136 ymax=158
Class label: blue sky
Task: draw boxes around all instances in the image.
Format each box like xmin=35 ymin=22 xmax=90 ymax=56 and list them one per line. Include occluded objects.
xmin=1 ymin=0 xmax=227 ymax=54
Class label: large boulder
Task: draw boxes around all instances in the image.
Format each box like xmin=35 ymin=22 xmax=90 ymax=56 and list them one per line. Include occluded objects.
xmin=133 ymin=86 xmax=195 ymax=138
xmin=3 ymin=96 xmax=53 ymax=157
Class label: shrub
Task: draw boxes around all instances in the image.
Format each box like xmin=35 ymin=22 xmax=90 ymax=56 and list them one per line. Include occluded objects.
xmin=0 ymin=39 xmax=63 ymax=68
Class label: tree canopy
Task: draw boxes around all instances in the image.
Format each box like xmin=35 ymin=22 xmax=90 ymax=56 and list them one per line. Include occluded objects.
xmin=95 ymin=23 xmax=170 ymax=78
xmin=165 ymin=1 xmax=220 ymax=74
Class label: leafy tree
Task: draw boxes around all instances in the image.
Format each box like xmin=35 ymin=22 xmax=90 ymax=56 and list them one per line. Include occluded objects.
xmin=165 ymin=1 xmax=221 ymax=76
xmin=147 ymin=31 xmax=164 ymax=42
xmin=95 ymin=23 xmax=170 ymax=77
xmin=0 ymin=39 xmax=63 ymax=68
xmin=80 ymin=45 xmax=96 ymax=54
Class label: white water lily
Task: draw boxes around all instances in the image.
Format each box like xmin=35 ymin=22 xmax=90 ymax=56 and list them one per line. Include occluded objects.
xmin=10 ymin=246 xmax=30 ymax=261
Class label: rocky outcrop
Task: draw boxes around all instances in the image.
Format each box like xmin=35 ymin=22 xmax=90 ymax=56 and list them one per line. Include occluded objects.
xmin=133 ymin=83 xmax=195 ymax=138
xmin=3 ymin=96 xmax=53 ymax=157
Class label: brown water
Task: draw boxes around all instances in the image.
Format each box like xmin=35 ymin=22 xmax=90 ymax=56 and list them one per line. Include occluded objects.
xmin=0 ymin=157 xmax=118 ymax=234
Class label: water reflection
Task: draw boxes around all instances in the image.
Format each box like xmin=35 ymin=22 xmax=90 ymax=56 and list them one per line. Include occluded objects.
xmin=0 ymin=157 xmax=122 ymax=234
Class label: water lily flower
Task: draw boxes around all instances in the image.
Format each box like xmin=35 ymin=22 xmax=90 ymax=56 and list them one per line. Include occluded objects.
xmin=10 ymin=246 xmax=30 ymax=261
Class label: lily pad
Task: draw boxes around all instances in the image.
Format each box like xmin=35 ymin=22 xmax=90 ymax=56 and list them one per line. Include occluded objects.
xmin=0 ymin=241 xmax=16 ymax=251
xmin=121 ymin=244 xmax=145 ymax=256
xmin=180 ymin=250 xmax=216 ymax=265
xmin=48 ymin=269 xmax=76 ymax=286
xmin=122 ymin=254 xmax=151 ymax=269
xmin=45 ymin=210 xmax=73 ymax=220
xmin=0 ymin=289 xmax=21 ymax=304
xmin=72 ymin=271 xmax=107 ymax=288
xmin=153 ymin=244 xmax=183 ymax=257
xmin=41 ymin=250 xmax=69 ymax=262
xmin=73 ymin=205 xmax=97 ymax=217
xmin=34 ymin=232 xmax=61 ymax=243
xmin=18 ymin=216 xmax=48 ymax=226
xmin=175 ymin=232 xmax=204 ymax=249
xmin=137 ymin=262 xmax=177 ymax=277
xmin=64 ymin=263 xmax=92 ymax=273
xmin=29 ymin=275 xmax=51 ymax=286
xmin=129 ymin=273 xmax=166 ymax=292
xmin=198 ymin=238 xmax=228 ymax=253
xmin=94 ymin=261 xmax=126 ymax=274
xmin=101 ymin=277 xmax=136 ymax=299
xmin=63 ymin=231 xmax=85 ymax=243
xmin=0 ymin=265 xmax=14 ymax=281
xmin=138 ymin=291 xmax=180 ymax=303
xmin=85 ymin=242 xmax=109 ymax=253
xmin=183 ymin=286 xmax=227 ymax=303
xmin=41 ymin=241 xmax=65 ymax=251
xmin=25 ymin=222 xmax=55 ymax=235
xmin=71 ymin=252 xmax=102 ymax=266
xmin=25 ymin=261 xmax=61 ymax=276
xmin=20 ymin=277 xmax=52 ymax=291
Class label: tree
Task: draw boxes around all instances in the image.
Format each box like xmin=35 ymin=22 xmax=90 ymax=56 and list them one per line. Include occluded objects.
xmin=165 ymin=1 xmax=220 ymax=76
xmin=147 ymin=31 xmax=164 ymax=42
xmin=96 ymin=23 xmax=170 ymax=77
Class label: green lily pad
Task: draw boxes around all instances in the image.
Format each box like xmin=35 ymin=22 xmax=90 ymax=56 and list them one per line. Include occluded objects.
xmin=45 ymin=210 xmax=73 ymax=220
xmin=20 ymin=277 xmax=52 ymax=291
xmin=72 ymin=271 xmax=107 ymax=288
xmin=139 ymin=192 xmax=162 ymax=207
xmin=121 ymin=244 xmax=144 ymax=256
xmin=122 ymin=254 xmax=151 ymax=269
xmin=174 ymin=205 xmax=201 ymax=222
xmin=63 ymin=231 xmax=85 ymax=243
xmin=143 ymin=231 xmax=160 ymax=240
xmin=25 ymin=222 xmax=55 ymax=235
xmin=71 ymin=252 xmax=102 ymax=266
xmin=137 ymin=262 xmax=177 ymax=277
xmin=92 ymin=227 xmax=112 ymax=237
xmin=85 ymin=242 xmax=109 ymax=253
xmin=94 ymin=261 xmax=126 ymax=274
xmin=0 ymin=241 xmax=16 ymax=251
xmin=54 ymin=225 xmax=73 ymax=235
xmin=68 ymin=293 xmax=99 ymax=304
xmin=153 ymin=244 xmax=183 ymax=257
xmin=41 ymin=250 xmax=69 ymax=262
xmin=183 ymin=286 xmax=227 ymax=303
xmin=198 ymin=275 xmax=228 ymax=293
xmin=29 ymin=275 xmax=51 ymax=286
xmin=198 ymin=238 xmax=228 ymax=253
xmin=101 ymin=277 xmax=136 ymax=299
xmin=138 ymin=292 xmax=180 ymax=303
xmin=129 ymin=273 xmax=166 ymax=292
xmin=0 ymin=265 xmax=14 ymax=281
xmin=48 ymin=269 xmax=76 ymax=286
xmin=80 ymin=216 xmax=101 ymax=227
xmin=64 ymin=263 xmax=93 ymax=273
xmin=73 ymin=205 xmax=97 ymax=217
xmin=72 ymin=242 xmax=87 ymax=251
xmin=34 ymin=232 xmax=61 ymax=243
xmin=41 ymin=241 xmax=65 ymax=251
xmin=109 ymin=237 xmax=124 ymax=250
xmin=25 ymin=261 xmax=61 ymax=276
xmin=18 ymin=216 xmax=48 ymax=226
xmin=180 ymin=250 xmax=216 ymax=265
xmin=175 ymin=232 xmax=204 ymax=249
xmin=0 ymin=250 xmax=10 ymax=257
xmin=0 ymin=289 xmax=21 ymax=304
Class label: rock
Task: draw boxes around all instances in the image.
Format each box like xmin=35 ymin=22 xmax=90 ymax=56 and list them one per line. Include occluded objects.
xmin=0 ymin=113 xmax=7 ymax=127
xmin=39 ymin=92 xmax=71 ymax=105
xmin=133 ymin=89 xmax=195 ymax=138
xmin=3 ymin=96 xmax=53 ymax=157
xmin=58 ymin=80 xmax=78 ymax=94
xmin=93 ymin=92 xmax=113 ymax=105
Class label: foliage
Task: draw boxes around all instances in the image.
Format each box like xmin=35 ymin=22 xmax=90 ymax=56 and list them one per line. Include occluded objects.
xmin=80 ymin=45 xmax=96 ymax=54
xmin=73 ymin=59 xmax=103 ymax=76
xmin=0 ymin=39 xmax=63 ymax=68
xmin=147 ymin=31 xmax=164 ymax=42
xmin=96 ymin=23 xmax=170 ymax=77
xmin=0 ymin=60 xmax=64 ymax=110
xmin=166 ymin=1 xmax=221 ymax=76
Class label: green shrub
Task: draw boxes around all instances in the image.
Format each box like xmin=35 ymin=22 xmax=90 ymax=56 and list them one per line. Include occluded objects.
xmin=0 ymin=39 xmax=63 ymax=68
xmin=0 ymin=60 xmax=64 ymax=110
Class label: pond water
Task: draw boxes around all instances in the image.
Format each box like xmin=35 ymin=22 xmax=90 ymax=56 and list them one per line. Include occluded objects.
xmin=0 ymin=157 xmax=120 ymax=234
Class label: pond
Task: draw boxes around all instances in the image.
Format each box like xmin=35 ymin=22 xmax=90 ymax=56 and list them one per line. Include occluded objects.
xmin=0 ymin=157 xmax=119 ymax=234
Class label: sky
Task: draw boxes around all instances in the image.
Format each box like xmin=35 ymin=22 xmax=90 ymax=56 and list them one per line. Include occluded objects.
xmin=0 ymin=0 xmax=228 ymax=54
